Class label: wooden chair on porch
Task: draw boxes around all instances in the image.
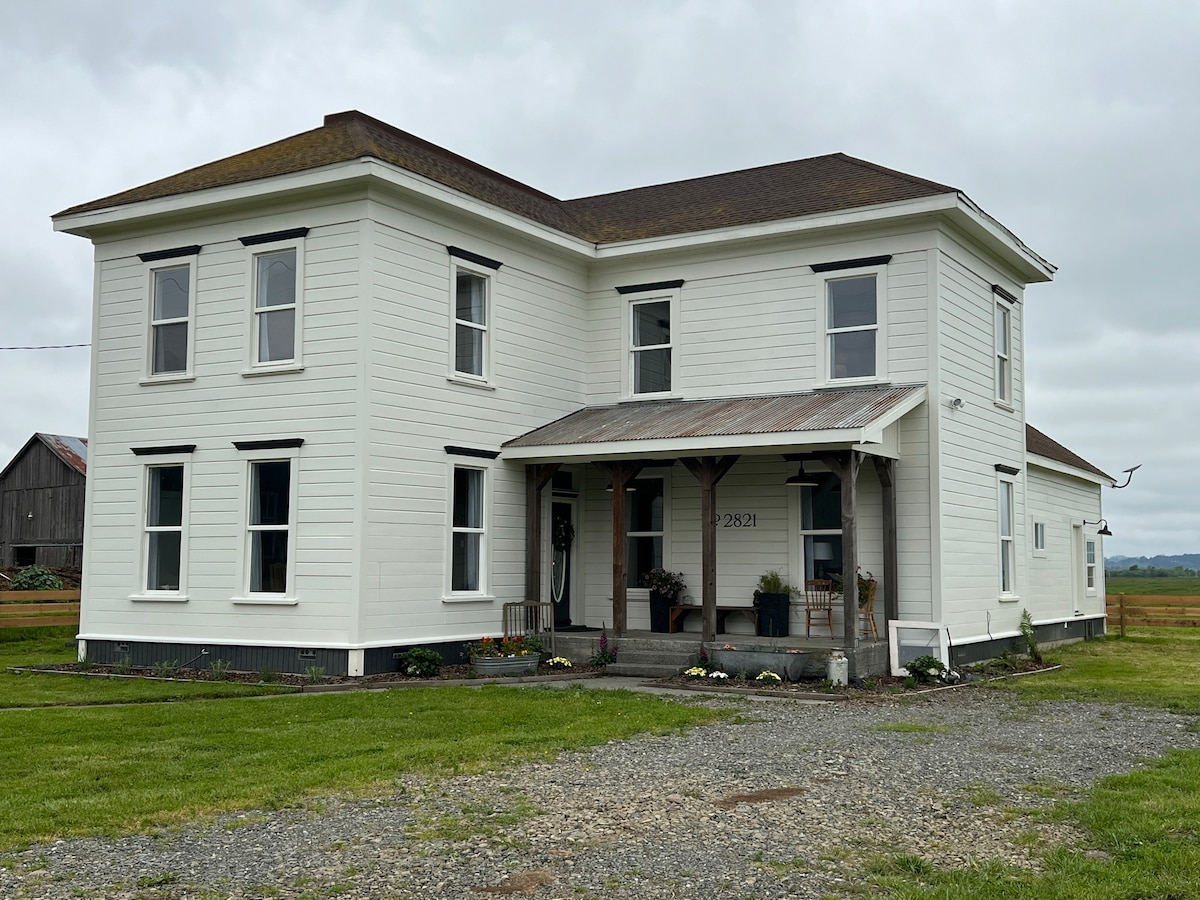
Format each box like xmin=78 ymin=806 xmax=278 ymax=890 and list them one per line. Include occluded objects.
xmin=804 ymin=579 xmax=834 ymax=637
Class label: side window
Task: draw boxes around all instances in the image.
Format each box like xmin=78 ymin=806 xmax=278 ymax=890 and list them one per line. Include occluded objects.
xmin=450 ymin=465 xmax=486 ymax=594
xmin=1085 ymin=539 xmax=1097 ymax=593
xmin=827 ymin=275 xmax=877 ymax=380
xmin=995 ymin=300 xmax=1013 ymax=406
xmin=247 ymin=459 xmax=293 ymax=594
xmin=150 ymin=264 xmax=192 ymax=375
xmin=999 ymin=478 xmax=1015 ymax=595
xmin=254 ymin=248 xmax=298 ymax=364
xmin=144 ymin=464 xmax=186 ymax=593
xmin=1033 ymin=521 xmax=1046 ymax=553
xmin=631 ymin=299 xmax=672 ymax=394
xmin=453 ymin=268 xmax=489 ymax=379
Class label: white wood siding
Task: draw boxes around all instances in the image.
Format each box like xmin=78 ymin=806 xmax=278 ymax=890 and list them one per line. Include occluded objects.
xmin=1025 ymin=464 xmax=1105 ymax=622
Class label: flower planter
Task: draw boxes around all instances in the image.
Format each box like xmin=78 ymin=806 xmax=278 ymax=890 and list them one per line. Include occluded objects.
xmin=649 ymin=590 xmax=674 ymax=633
xmin=471 ymin=656 xmax=537 ymax=677
xmin=712 ymin=648 xmax=809 ymax=682
xmin=755 ymin=592 xmax=791 ymax=637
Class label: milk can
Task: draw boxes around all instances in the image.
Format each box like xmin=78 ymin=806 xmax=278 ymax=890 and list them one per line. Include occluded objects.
xmin=826 ymin=649 xmax=849 ymax=686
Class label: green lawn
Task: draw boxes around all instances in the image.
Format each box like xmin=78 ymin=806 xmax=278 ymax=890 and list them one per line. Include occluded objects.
xmin=0 ymin=629 xmax=728 ymax=849
xmin=867 ymin=629 xmax=1200 ymax=898
xmin=0 ymin=626 xmax=292 ymax=707
xmin=1105 ymin=576 xmax=1200 ymax=596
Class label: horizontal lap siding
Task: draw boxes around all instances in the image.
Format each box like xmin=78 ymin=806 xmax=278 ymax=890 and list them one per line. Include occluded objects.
xmin=1026 ymin=466 xmax=1103 ymax=620
xmin=936 ymin=245 xmax=1026 ymax=642
xmin=83 ymin=213 xmax=362 ymax=646
xmin=363 ymin=208 xmax=587 ymax=643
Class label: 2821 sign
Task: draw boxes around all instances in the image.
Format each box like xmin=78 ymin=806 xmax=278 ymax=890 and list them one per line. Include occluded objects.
xmin=714 ymin=513 xmax=757 ymax=527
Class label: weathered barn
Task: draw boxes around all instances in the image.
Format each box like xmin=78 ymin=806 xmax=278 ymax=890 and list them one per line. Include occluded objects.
xmin=0 ymin=433 xmax=88 ymax=568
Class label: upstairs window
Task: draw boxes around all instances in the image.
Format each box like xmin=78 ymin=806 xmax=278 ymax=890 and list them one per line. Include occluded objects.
xmin=995 ymin=301 xmax=1012 ymax=405
xmin=454 ymin=268 xmax=488 ymax=378
xmin=151 ymin=265 xmax=191 ymax=375
xmin=631 ymin=299 xmax=672 ymax=394
xmin=826 ymin=274 xmax=878 ymax=380
xmin=254 ymin=249 xmax=297 ymax=364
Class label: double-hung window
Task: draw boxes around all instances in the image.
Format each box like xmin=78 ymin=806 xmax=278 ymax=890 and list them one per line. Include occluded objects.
xmin=1085 ymin=539 xmax=1097 ymax=593
xmin=451 ymin=466 xmax=486 ymax=593
xmin=631 ymin=299 xmax=672 ymax=394
xmin=454 ymin=268 xmax=489 ymax=379
xmin=150 ymin=265 xmax=192 ymax=375
xmin=627 ymin=477 xmax=665 ymax=588
xmin=800 ymin=474 xmax=843 ymax=583
xmin=254 ymin=248 xmax=297 ymax=364
xmin=826 ymin=274 xmax=878 ymax=380
xmin=999 ymin=478 xmax=1016 ymax=595
xmin=247 ymin=460 xmax=293 ymax=594
xmin=145 ymin=464 xmax=185 ymax=592
xmin=995 ymin=300 xmax=1013 ymax=406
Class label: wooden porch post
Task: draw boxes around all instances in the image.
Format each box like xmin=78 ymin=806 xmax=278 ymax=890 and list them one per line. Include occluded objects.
xmin=681 ymin=455 xmax=740 ymax=643
xmin=524 ymin=464 xmax=561 ymax=603
xmin=821 ymin=450 xmax=861 ymax=648
xmin=596 ymin=461 xmax=644 ymax=636
xmin=872 ymin=456 xmax=899 ymax=626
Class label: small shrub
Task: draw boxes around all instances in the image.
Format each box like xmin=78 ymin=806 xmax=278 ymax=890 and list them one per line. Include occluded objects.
xmin=112 ymin=656 xmax=132 ymax=676
xmin=399 ymin=647 xmax=443 ymax=679
xmin=210 ymin=658 xmax=230 ymax=681
xmin=904 ymin=654 xmax=946 ymax=684
xmin=305 ymin=665 xmax=326 ymax=684
xmin=152 ymin=660 xmax=177 ymax=679
xmin=258 ymin=667 xmax=280 ymax=683
xmin=10 ymin=565 xmax=63 ymax=591
xmin=1020 ymin=608 xmax=1042 ymax=663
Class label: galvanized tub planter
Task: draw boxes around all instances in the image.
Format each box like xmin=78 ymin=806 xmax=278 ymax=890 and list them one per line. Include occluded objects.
xmin=470 ymin=656 xmax=538 ymax=677
xmin=712 ymin=648 xmax=809 ymax=681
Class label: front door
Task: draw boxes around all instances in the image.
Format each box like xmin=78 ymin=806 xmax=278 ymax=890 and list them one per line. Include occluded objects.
xmin=550 ymin=501 xmax=574 ymax=627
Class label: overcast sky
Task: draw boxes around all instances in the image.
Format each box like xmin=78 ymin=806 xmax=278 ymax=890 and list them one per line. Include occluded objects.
xmin=1 ymin=0 xmax=1196 ymax=557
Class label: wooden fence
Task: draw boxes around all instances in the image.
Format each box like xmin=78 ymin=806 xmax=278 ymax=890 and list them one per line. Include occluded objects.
xmin=1106 ymin=594 xmax=1200 ymax=637
xmin=0 ymin=590 xmax=81 ymax=629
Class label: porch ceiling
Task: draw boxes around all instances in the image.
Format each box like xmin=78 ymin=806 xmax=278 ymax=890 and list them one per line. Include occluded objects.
xmin=501 ymin=384 xmax=927 ymax=461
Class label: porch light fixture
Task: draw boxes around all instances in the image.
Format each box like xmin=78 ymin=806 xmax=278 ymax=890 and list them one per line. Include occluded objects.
xmin=1083 ymin=518 xmax=1113 ymax=536
xmin=785 ymin=463 xmax=818 ymax=487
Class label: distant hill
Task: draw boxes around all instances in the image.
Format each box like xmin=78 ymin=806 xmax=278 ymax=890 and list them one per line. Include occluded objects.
xmin=1106 ymin=554 xmax=1200 ymax=572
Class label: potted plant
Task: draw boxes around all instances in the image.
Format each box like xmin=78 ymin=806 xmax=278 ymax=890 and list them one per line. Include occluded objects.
xmin=465 ymin=634 xmax=541 ymax=676
xmin=753 ymin=570 xmax=796 ymax=637
xmin=642 ymin=568 xmax=688 ymax=633
xmin=856 ymin=567 xmax=876 ymax=609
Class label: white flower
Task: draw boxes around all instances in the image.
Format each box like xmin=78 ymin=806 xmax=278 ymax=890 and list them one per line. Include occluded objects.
xmin=708 ymin=670 xmax=729 ymax=680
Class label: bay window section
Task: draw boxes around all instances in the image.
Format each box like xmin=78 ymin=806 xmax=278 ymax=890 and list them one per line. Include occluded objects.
xmin=255 ymin=249 xmax=297 ymax=363
xmin=631 ymin=299 xmax=672 ymax=394
xmin=452 ymin=466 xmax=485 ymax=593
xmin=248 ymin=460 xmax=291 ymax=594
xmin=626 ymin=477 xmax=664 ymax=588
xmin=145 ymin=465 xmax=184 ymax=592
xmin=827 ymin=275 xmax=877 ymax=380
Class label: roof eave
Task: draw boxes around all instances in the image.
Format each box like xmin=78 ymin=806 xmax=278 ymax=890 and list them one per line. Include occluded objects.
xmin=1027 ymin=453 xmax=1115 ymax=487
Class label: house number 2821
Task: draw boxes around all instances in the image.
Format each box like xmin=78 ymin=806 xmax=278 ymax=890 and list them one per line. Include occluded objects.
xmin=714 ymin=513 xmax=757 ymax=527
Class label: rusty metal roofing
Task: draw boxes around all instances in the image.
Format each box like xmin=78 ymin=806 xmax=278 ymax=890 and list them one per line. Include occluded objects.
xmin=0 ymin=433 xmax=88 ymax=482
xmin=1026 ymin=425 xmax=1112 ymax=482
xmin=503 ymin=386 xmax=926 ymax=450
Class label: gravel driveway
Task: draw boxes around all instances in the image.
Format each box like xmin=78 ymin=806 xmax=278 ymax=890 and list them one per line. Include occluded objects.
xmin=5 ymin=687 xmax=1198 ymax=899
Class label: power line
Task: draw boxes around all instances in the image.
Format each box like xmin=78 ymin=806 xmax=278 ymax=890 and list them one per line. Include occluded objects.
xmin=0 ymin=342 xmax=91 ymax=350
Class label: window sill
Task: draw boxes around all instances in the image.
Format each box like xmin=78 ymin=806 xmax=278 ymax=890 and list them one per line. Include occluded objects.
xmin=139 ymin=374 xmax=195 ymax=386
xmin=998 ymin=594 xmax=1021 ymax=603
xmin=994 ymin=400 xmax=1015 ymax=413
xmin=446 ymin=375 xmax=496 ymax=391
xmin=231 ymin=595 xmax=298 ymax=606
xmin=620 ymin=392 xmax=682 ymax=403
xmin=242 ymin=363 xmax=304 ymax=378
xmin=1032 ymin=549 xmax=1047 ymax=559
xmin=129 ymin=593 xmax=188 ymax=603
xmin=442 ymin=593 xmax=496 ymax=604
xmin=817 ymin=377 xmax=891 ymax=390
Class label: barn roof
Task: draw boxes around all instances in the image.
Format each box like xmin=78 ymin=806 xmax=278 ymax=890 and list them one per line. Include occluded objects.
xmin=0 ymin=433 xmax=88 ymax=482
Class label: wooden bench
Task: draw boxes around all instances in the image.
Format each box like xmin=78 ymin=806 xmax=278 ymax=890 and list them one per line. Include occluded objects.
xmin=667 ymin=604 xmax=758 ymax=634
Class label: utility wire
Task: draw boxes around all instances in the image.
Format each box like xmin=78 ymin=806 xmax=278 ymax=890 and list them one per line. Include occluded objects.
xmin=0 ymin=342 xmax=91 ymax=350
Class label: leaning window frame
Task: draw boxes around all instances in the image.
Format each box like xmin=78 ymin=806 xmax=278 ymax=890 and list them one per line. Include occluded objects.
xmin=445 ymin=460 xmax=494 ymax=602
xmin=998 ymin=474 xmax=1018 ymax=598
xmin=448 ymin=261 xmax=493 ymax=386
xmin=233 ymin=446 xmax=300 ymax=605
xmin=245 ymin=236 xmax=304 ymax=375
xmin=622 ymin=287 xmax=681 ymax=399
xmin=816 ymin=262 xmax=888 ymax=386
xmin=131 ymin=455 xmax=191 ymax=602
xmin=144 ymin=261 xmax=198 ymax=382
xmin=994 ymin=297 xmax=1014 ymax=408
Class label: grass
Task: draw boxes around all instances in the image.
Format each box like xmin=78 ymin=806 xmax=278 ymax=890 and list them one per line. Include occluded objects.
xmin=0 ymin=678 xmax=726 ymax=850
xmin=0 ymin=627 xmax=292 ymax=707
xmin=872 ymin=722 xmax=954 ymax=735
xmin=1104 ymin=576 xmax=1200 ymax=596
xmin=864 ymin=627 xmax=1200 ymax=898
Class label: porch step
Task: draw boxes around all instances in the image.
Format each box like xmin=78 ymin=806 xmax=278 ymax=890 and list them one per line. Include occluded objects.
xmin=604 ymin=662 xmax=687 ymax=679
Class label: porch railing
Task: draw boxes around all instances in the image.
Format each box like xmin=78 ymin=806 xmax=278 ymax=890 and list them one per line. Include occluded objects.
xmin=502 ymin=600 xmax=555 ymax=655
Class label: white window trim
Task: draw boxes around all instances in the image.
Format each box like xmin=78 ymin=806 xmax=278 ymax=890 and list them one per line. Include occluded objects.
xmin=621 ymin=287 xmax=681 ymax=400
xmin=129 ymin=456 xmax=191 ymax=602
xmin=1085 ymin=538 xmax=1099 ymax=596
xmin=626 ymin=473 xmax=670 ymax=592
xmin=998 ymin=474 xmax=1018 ymax=600
xmin=143 ymin=261 xmax=198 ymax=383
xmin=994 ymin=298 xmax=1014 ymax=409
xmin=444 ymin=459 xmax=495 ymax=602
xmin=242 ymin=236 xmax=304 ymax=375
xmin=447 ymin=261 xmax=493 ymax=387
xmin=1032 ymin=519 xmax=1047 ymax=558
xmin=231 ymin=447 xmax=300 ymax=605
xmin=815 ymin=263 xmax=888 ymax=387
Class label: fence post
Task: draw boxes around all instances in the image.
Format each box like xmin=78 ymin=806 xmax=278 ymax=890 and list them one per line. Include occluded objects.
xmin=1119 ymin=592 xmax=1126 ymax=638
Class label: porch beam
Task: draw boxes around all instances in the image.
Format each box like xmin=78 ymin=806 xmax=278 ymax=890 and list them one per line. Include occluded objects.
xmin=821 ymin=450 xmax=861 ymax=648
xmin=525 ymin=464 xmax=562 ymax=604
xmin=595 ymin=461 xmax=645 ymax=636
xmin=872 ymin=456 xmax=899 ymax=626
xmin=680 ymin=455 xmax=740 ymax=643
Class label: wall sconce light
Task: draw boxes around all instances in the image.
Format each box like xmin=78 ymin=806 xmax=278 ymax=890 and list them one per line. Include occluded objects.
xmin=948 ymin=397 xmax=965 ymax=410
xmin=26 ymin=511 xmax=33 ymax=520
xmin=785 ymin=463 xmax=818 ymax=487
xmin=1083 ymin=518 xmax=1113 ymax=536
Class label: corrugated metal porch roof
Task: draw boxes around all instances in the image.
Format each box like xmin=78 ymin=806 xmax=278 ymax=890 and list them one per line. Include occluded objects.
xmin=503 ymin=385 xmax=926 ymax=456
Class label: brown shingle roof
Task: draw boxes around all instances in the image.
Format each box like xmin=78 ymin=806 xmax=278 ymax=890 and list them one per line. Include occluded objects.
xmin=55 ymin=111 xmax=956 ymax=243
xmin=1026 ymin=425 xmax=1112 ymax=482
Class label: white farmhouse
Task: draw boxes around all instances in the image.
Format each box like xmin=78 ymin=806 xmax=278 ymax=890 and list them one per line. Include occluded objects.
xmin=53 ymin=111 xmax=1112 ymax=676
